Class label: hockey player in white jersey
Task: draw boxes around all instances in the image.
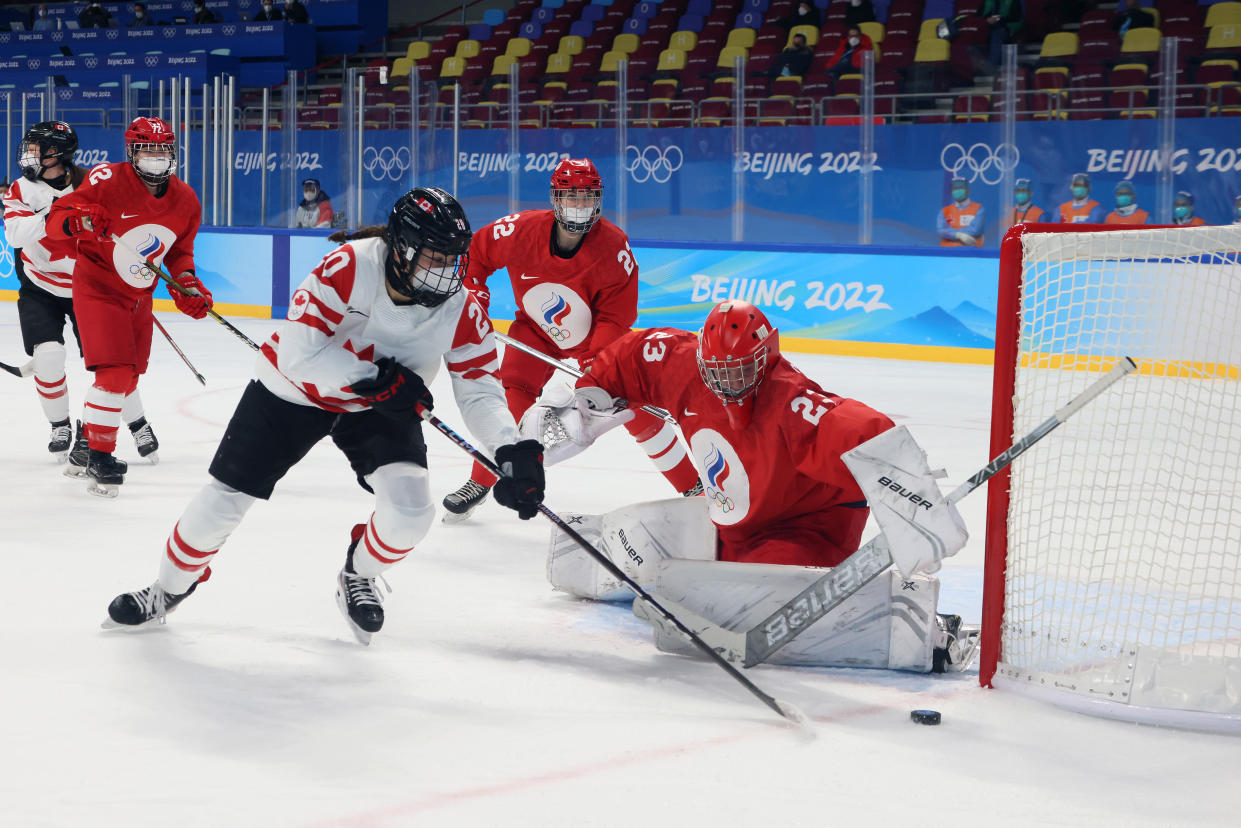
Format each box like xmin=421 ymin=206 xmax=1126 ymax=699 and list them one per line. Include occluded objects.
xmin=104 ymin=187 xmax=546 ymax=643
xmin=3 ymin=120 xmax=160 ymax=465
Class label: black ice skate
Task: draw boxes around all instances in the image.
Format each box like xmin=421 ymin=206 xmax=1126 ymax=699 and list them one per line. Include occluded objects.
xmin=86 ymin=448 xmax=126 ymax=498
xmin=48 ymin=418 xmax=73 ymax=462
xmin=441 ymin=479 xmax=489 ymax=523
xmin=335 ymin=525 xmax=386 ymax=645
xmin=932 ymin=613 xmax=982 ymax=673
xmin=680 ymin=479 xmax=704 ymax=497
xmin=103 ymin=572 xmax=207 ymax=629
xmin=128 ymin=417 xmax=160 ymax=463
xmin=66 ymin=425 xmax=126 ymax=480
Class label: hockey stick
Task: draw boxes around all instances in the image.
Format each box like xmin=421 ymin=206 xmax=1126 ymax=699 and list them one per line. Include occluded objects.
xmin=152 ymin=316 xmax=206 ymax=385
xmin=740 ymin=356 xmax=1139 ymax=667
xmin=494 ymin=331 xmax=678 ymax=425
xmin=417 ymin=403 xmax=808 ymax=725
xmin=109 ymin=234 xmax=261 ymax=353
xmin=0 ymin=357 xmax=35 ymax=378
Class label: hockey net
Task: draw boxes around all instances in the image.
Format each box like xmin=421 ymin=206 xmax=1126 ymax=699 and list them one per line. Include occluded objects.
xmin=981 ymin=223 xmax=1241 ymax=732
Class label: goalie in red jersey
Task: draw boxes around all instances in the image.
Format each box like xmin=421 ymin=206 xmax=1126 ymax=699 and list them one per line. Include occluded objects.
xmin=440 ymin=158 xmax=701 ymax=521
xmin=525 ymin=301 xmax=979 ymax=672
xmin=46 ymin=116 xmax=212 ymax=497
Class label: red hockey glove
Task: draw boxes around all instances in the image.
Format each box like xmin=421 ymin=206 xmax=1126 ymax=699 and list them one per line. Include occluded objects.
xmin=348 ymin=357 xmax=434 ymax=418
xmin=64 ymin=205 xmax=110 ymax=240
xmin=492 ymin=439 xmax=545 ymax=520
xmin=168 ymin=272 xmax=213 ymax=319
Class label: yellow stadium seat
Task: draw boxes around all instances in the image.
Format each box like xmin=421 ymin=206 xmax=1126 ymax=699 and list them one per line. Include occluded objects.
xmin=440 ymin=56 xmax=465 ymax=78
xmin=717 ymin=45 xmax=748 ymax=69
xmin=859 ymin=22 xmax=885 ymax=45
xmin=1203 ymin=57 xmax=1240 ymax=72
xmin=558 ymin=35 xmax=584 ymax=56
xmin=1206 ymin=25 xmax=1241 ymax=49
xmin=391 ymin=57 xmax=414 ymax=79
xmin=505 ymin=37 xmax=532 ymax=58
xmin=406 ymin=42 xmax=430 ymax=61
xmin=1206 ymin=1 xmax=1241 ymax=28
xmin=726 ymin=28 xmax=756 ymax=49
xmin=656 ymin=48 xmax=687 ymax=71
xmin=788 ymin=24 xmax=819 ymax=47
xmin=612 ymin=33 xmax=640 ymax=54
xmin=546 ymin=53 xmax=573 ymax=74
xmin=1121 ymin=27 xmax=1161 ymax=53
xmin=919 ymin=19 xmax=944 ymax=41
xmin=600 ymin=50 xmax=625 ymax=72
xmin=669 ymin=30 xmax=697 ymax=52
xmin=914 ymin=39 xmax=950 ymax=62
xmin=1039 ymin=32 xmax=1079 ymax=59
xmin=455 ymin=39 xmax=480 ymax=59
xmin=492 ymin=54 xmax=517 ymax=75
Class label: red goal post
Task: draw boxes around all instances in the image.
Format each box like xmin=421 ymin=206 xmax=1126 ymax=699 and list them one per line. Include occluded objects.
xmin=980 ymin=222 xmax=1241 ymax=732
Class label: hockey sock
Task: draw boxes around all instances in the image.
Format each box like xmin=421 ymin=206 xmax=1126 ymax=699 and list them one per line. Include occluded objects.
xmin=158 ymin=478 xmax=257 ymax=594
xmin=121 ymin=386 xmax=146 ymax=427
xmin=353 ymin=463 xmax=433 ymax=577
xmin=624 ymin=414 xmax=701 ymax=494
xmin=32 ymin=341 xmax=69 ymax=423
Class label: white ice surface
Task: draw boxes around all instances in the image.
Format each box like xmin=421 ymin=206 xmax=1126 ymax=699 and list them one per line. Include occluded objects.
xmin=0 ymin=302 xmax=1235 ymax=827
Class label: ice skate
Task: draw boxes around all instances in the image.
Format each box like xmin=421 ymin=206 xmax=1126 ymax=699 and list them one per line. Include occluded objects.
xmin=128 ymin=417 xmax=160 ymax=464
xmin=48 ymin=419 xmax=72 ymax=462
xmin=335 ymin=526 xmax=386 ymax=645
xmin=932 ymin=613 xmax=981 ymax=673
xmin=441 ymin=479 xmax=489 ymax=523
xmin=680 ymin=479 xmax=704 ymax=497
xmin=85 ymin=449 xmax=126 ymax=498
xmin=103 ymin=574 xmax=205 ymax=629
xmin=66 ymin=425 xmax=126 ymax=480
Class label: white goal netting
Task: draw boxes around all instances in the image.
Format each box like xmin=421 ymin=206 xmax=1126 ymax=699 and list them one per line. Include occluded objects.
xmin=995 ymin=225 xmax=1241 ymax=730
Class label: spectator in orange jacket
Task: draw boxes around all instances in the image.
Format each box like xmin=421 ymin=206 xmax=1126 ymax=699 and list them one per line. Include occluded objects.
xmin=1006 ymin=177 xmax=1047 ymax=227
xmin=938 ymin=178 xmax=986 ymax=247
xmin=1173 ymin=190 xmax=1206 ymax=226
xmin=825 ymin=27 xmax=875 ymax=81
xmin=1057 ymin=172 xmax=1105 ymax=223
xmin=1104 ymin=180 xmax=1148 ymax=225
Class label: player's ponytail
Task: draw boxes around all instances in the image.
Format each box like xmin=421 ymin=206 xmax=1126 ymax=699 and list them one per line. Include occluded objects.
xmin=328 ymin=225 xmax=385 ymax=244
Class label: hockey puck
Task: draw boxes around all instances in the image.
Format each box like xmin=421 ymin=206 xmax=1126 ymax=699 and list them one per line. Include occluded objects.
xmin=910 ymin=709 xmax=941 ymax=725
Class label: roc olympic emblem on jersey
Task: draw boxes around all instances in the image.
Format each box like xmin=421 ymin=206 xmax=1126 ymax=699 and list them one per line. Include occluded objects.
xmin=519 ymin=283 xmax=592 ymax=349
xmin=112 ymin=224 xmax=175 ymax=290
xmin=540 ymin=293 xmax=573 ymax=341
xmin=703 ymin=444 xmax=735 ymax=513
xmin=689 ymin=429 xmax=750 ymax=526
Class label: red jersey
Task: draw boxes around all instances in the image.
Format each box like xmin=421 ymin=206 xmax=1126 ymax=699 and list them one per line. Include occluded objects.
xmin=465 ymin=209 xmax=638 ymax=359
xmin=584 ymin=328 xmax=894 ymax=564
xmin=46 ymin=162 xmax=200 ymax=298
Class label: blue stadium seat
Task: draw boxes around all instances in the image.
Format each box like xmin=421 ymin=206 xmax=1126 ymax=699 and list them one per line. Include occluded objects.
xmin=541 ymin=0 xmax=565 ymax=8
xmin=520 ymin=21 xmax=544 ymax=38
xmin=736 ymin=10 xmax=763 ymax=28
xmin=678 ymin=14 xmax=704 ymax=31
xmin=532 ymin=8 xmax=556 ymax=24
xmin=633 ymin=2 xmax=660 ymax=20
xmin=743 ymin=0 xmax=770 ymax=10
xmin=468 ymin=23 xmax=491 ymax=40
xmin=623 ymin=17 xmax=648 ymax=34
xmin=482 ymin=8 xmax=505 ymax=26
xmin=580 ymin=5 xmax=605 ymax=23
xmin=591 ymin=0 xmax=614 ymax=5
xmin=570 ymin=20 xmax=594 ymax=37
xmin=687 ymin=0 xmax=712 ymax=14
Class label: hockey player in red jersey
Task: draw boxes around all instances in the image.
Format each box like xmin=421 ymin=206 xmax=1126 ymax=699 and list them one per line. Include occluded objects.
xmin=441 ymin=157 xmax=700 ymax=520
xmin=45 ymin=116 xmax=210 ymax=496
xmin=103 ymin=188 xmax=546 ymax=643
xmin=3 ymin=121 xmax=161 ymax=464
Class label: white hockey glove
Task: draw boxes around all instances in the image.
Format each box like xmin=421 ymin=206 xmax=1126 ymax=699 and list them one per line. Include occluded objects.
xmin=518 ymin=382 xmax=635 ymax=466
xmin=842 ymin=425 xmax=968 ymax=578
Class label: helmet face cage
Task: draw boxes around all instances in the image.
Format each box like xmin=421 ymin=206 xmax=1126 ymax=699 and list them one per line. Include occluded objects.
xmin=551 ymin=186 xmax=602 ymax=234
xmin=391 ymin=241 xmax=469 ymax=308
xmin=697 ymin=347 xmax=769 ymax=405
xmin=385 ymin=187 xmax=473 ymax=307
xmin=125 ymin=117 xmax=176 ymax=186
xmin=18 ymin=121 xmax=77 ymax=181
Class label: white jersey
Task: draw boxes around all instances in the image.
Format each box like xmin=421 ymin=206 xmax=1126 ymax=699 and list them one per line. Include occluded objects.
xmin=2 ymin=173 xmax=77 ymax=297
xmin=256 ymin=236 xmax=520 ymax=455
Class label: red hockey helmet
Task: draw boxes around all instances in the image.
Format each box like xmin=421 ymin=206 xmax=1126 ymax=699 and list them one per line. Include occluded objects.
xmin=550 ymin=157 xmax=603 ymax=233
xmin=697 ymin=301 xmax=780 ymax=426
xmin=125 ymin=116 xmax=176 ymax=185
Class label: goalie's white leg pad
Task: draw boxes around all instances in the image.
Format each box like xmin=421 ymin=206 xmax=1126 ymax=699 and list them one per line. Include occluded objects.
xmin=886 ymin=571 xmax=941 ymax=672
xmin=842 ymin=425 xmax=968 ymax=578
xmin=546 ymin=512 xmax=633 ymax=601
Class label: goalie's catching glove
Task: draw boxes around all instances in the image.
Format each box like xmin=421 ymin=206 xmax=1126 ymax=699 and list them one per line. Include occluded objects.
xmin=493 ymin=439 xmax=545 ymax=520
xmin=349 ymin=357 xmax=434 ymax=418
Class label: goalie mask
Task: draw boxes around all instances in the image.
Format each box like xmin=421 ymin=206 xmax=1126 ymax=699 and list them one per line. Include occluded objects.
xmin=125 ymin=116 xmax=176 ymax=186
xmin=384 ymin=187 xmax=472 ymax=307
xmin=697 ymin=301 xmax=780 ymax=429
xmin=18 ymin=121 xmax=78 ymax=183
xmin=550 ymin=157 xmax=603 ymax=234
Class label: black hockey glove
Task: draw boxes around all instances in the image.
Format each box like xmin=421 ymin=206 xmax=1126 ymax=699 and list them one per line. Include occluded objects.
xmin=492 ymin=439 xmax=545 ymax=520
xmin=349 ymin=357 xmax=433 ymax=418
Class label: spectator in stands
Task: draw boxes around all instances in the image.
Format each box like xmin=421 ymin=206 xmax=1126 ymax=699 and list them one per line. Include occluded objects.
xmin=768 ymin=32 xmax=816 ymax=78
xmin=1173 ymin=190 xmax=1206 ymax=226
xmin=284 ymin=0 xmax=310 ymax=24
xmin=32 ymin=5 xmax=58 ymax=31
xmin=296 ymin=178 xmax=334 ymax=228
xmin=823 ymin=27 xmax=874 ymax=81
xmin=253 ymin=1 xmax=282 ymax=22
xmin=1112 ymin=0 xmax=1155 ymax=37
xmin=781 ymin=1 xmax=822 ymax=30
xmin=1006 ymin=178 xmax=1047 ymax=226
xmin=128 ymin=3 xmax=155 ymax=27
xmin=1104 ymin=180 xmax=1148 ymax=225
xmin=843 ymin=0 xmax=876 ymax=30
xmin=1233 ymin=195 xmax=1241 ymax=225
xmin=0 ymin=180 xmax=8 ymax=201
xmin=78 ymin=1 xmax=112 ymax=28
xmin=192 ymin=1 xmax=218 ymax=24
xmin=1058 ymin=173 xmax=1104 ymax=223
xmin=938 ymin=178 xmax=985 ymax=247
xmin=979 ymin=0 xmax=1022 ymax=71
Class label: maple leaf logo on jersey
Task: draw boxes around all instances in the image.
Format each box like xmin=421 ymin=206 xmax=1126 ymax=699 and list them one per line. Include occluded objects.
xmin=287 ymin=288 xmax=311 ymax=321
xmin=540 ymin=294 xmax=572 ymax=342
xmin=704 ymin=445 xmax=735 ymax=513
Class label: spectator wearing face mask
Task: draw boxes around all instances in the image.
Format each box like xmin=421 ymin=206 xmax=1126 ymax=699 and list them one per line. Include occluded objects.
xmin=32 ymin=4 xmax=59 ymax=30
xmin=1104 ymin=180 xmax=1148 ymax=225
xmin=1172 ymin=190 xmax=1206 ymax=226
xmin=296 ymin=178 xmax=334 ymax=228
xmin=253 ymin=1 xmax=282 ymax=21
xmin=1058 ymin=173 xmax=1105 ymax=223
xmin=824 ymin=27 xmax=874 ymax=81
xmin=1005 ymin=178 xmax=1047 ymax=227
xmin=843 ymin=0 xmax=876 ymax=29
xmin=79 ymin=1 xmax=113 ymax=28
xmin=128 ymin=3 xmax=154 ymax=27
xmin=768 ymin=32 xmax=816 ymax=78
xmin=284 ymin=0 xmax=310 ymax=23
xmin=938 ymin=178 xmax=986 ymax=247
xmin=781 ymin=1 xmax=822 ymax=30
xmin=192 ymin=1 xmax=218 ymax=24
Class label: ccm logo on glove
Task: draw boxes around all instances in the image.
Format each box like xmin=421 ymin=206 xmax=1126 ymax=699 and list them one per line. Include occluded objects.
xmin=348 ymin=357 xmax=434 ymax=418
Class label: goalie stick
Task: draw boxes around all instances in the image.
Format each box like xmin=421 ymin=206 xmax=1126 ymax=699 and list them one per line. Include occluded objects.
xmin=416 ymin=402 xmax=809 ymax=726
xmin=0 ymin=357 xmax=35 ymax=378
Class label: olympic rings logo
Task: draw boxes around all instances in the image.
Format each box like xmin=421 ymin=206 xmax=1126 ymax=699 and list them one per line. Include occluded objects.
xmin=363 ymin=146 xmax=411 ymax=183
xmin=624 ymin=144 xmax=683 ymax=184
xmin=707 ymin=487 xmax=734 ymax=513
xmin=0 ymin=244 xmax=14 ymax=280
xmin=84 ymin=57 xmax=98 ymax=69
xmin=128 ymin=263 xmax=157 ymax=283
xmin=27 ymin=59 xmax=40 ymax=70
xmin=541 ymin=324 xmax=572 ymax=342
xmin=145 ymin=56 xmax=159 ymax=67
xmin=939 ymin=142 xmax=1020 ymax=185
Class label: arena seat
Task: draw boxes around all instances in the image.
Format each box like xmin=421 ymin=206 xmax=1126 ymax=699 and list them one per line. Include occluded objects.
xmin=1205 ymin=2 xmax=1241 ymax=28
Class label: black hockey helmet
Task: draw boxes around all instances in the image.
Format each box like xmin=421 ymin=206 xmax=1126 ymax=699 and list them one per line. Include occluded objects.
xmin=384 ymin=187 xmax=472 ymax=307
xmin=19 ymin=120 xmax=78 ymax=182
